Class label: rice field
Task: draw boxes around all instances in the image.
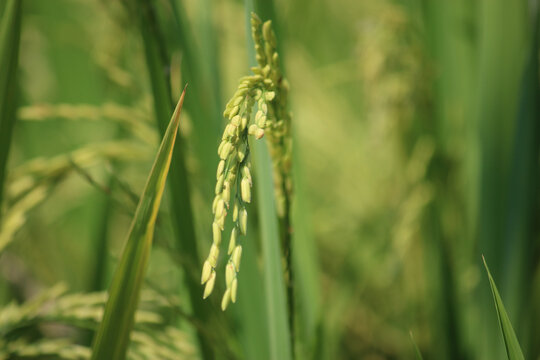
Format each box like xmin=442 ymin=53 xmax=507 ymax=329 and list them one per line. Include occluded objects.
xmin=0 ymin=0 xmax=538 ymax=359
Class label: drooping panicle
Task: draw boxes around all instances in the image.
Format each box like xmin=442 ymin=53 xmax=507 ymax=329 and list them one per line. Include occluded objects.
xmin=201 ymin=13 xmax=292 ymax=310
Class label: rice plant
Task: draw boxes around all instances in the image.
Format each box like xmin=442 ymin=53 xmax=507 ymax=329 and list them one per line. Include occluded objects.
xmin=1 ymin=0 xmax=539 ymax=359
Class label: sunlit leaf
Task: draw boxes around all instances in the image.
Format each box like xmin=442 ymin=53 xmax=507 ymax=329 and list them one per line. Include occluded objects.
xmin=90 ymin=88 xmax=186 ymax=360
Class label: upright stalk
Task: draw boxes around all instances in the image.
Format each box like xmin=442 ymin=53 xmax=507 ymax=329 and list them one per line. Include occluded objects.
xmin=244 ymin=1 xmax=295 ymax=358
xmin=133 ymin=1 xmax=214 ymax=358
xmin=0 ymin=0 xmax=22 ymax=223
xmin=501 ymin=6 xmax=540 ymax=355
xmin=280 ymin=183 xmax=294 ymax=350
xmin=475 ymin=0 xmax=527 ymax=358
xmin=168 ymin=0 xmax=222 ymax=183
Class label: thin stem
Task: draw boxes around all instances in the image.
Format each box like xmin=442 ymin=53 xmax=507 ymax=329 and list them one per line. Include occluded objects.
xmin=280 ymin=191 xmax=295 ymax=355
xmin=244 ymin=3 xmax=295 ymax=358
xmin=0 ymin=0 xmax=22 ymax=225
xmin=131 ymin=1 xmax=218 ymax=358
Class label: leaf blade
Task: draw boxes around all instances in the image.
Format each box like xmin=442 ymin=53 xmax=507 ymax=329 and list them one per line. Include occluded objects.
xmin=483 ymin=256 xmax=525 ymax=360
xmin=135 ymin=4 xmax=217 ymax=358
xmin=410 ymin=332 xmax=424 ymax=360
xmin=253 ymin=140 xmax=292 ymax=360
xmin=90 ymin=88 xmax=186 ymax=360
xmin=243 ymin=3 xmax=292 ymax=359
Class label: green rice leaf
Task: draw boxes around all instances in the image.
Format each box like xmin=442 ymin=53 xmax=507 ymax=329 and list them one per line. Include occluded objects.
xmin=482 ymin=256 xmax=525 ymax=360
xmin=243 ymin=3 xmax=292 ymax=359
xmin=253 ymin=141 xmax=292 ymax=360
xmin=90 ymin=88 xmax=187 ymax=360
xmin=136 ymin=3 xmax=218 ymax=358
xmin=410 ymin=332 xmax=424 ymax=360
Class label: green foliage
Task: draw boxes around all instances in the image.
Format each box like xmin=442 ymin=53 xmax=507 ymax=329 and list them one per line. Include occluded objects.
xmin=201 ymin=14 xmax=291 ymax=311
xmin=410 ymin=332 xmax=424 ymax=360
xmin=0 ymin=0 xmax=22 ymax=222
xmin=0 ymin=0 xmax=539 ymax=359
xmin=133 ymin=2 xmax=218 ymax=356
xmin=90 ymin=89 xmax=186 ymax=360
xmin=483 ymin=257 xmax=525 ymax=360
xmin=245 ymin=6 xmax=293 ymax=360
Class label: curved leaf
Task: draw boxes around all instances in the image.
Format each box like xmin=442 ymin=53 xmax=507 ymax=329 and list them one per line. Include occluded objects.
xmin=90 ymin=88 xmax=186 ymax=360
xmin=483 ymin=256 xmax=525 ymax=360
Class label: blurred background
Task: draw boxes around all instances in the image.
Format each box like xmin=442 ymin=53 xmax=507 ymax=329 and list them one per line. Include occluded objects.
xmin=1 ymin=0 xmax=539 ymax=359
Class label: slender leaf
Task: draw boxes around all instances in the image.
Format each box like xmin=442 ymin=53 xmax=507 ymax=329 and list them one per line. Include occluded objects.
xmin=236 ymin=234 xmax=271 ymax=360
xmin=134 ymin=1 xmax=216 ymax=358
xmin=0 ymin=0 xmax=22 ymax=223
xmin=90 ymin=88 xmax=186 ymax=360
xmin=253 ymin=141 xmax=292 ymax=360
xmin=410 ymin=332 xmax=424 ymax=360
xmin=168 ymin=0 xmax=221 ymax=181
xmin=475 ymin=1 xmax=527 ymax=358
xmin=244 ymin=6 xmax=292 ymax=360
xmin=483 ymin=256 xmax=525 ymax=360
xmin=419 ymin=2 xmax=469 ymax=358
xmin=243 ymin=2 xmax=321 ymax=358
xmin=500 ymin=3 xmax=540 ymax=329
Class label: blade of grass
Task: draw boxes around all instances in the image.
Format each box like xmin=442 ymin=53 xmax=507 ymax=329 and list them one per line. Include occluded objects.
xmin=409 ymin=332 xmax=424 ymax=360
xmin=134 ymin=1 xmax=216 ymax=358
xmin=245 ymin=2 xmax=321 ymax=358
xmin=422 ymin=203 xmax=463 ymax=360
xmin=90 ymin=88 xmax=186 ymax=360
xmin=168 ymin=0 xmax=221 ymax=182
xmin=0 ymin=0 xmax=22 ymax=223
xmin=235 ymin=229 xmax=270 ymax=360
xmin=136 ymin=0 xmax=198 ymax=270
xmin=419 ymin=2 xmax=474 ymax=358
xmin=483 ymin=256 xmax=525 ymax=360
xmin=252 ymin=141 xmax=292 ymax=360
xmin=475 ymin=1 xmax=526 ymax=358
xmin=197 ymin=0 xmax=223 ymax=119
xmin=500 ymin=5 xmax=540 ymax=348
xmin=244 ymin=3 xmax=292 ymax=359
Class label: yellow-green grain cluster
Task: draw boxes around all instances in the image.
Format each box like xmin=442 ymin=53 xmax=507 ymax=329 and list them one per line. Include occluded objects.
xmin=200 ymin=13 xmax=292 ymax=310
xmin=252 ymin=16 xmax=292 ymax=217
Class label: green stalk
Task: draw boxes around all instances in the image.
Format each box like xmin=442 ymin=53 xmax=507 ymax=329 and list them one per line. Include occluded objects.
xmin=500 ymin=7 xmax=540 ymax=353
xmin=245 ymin=2 xmax=321 ymax=357
xmin=252 ymin=141 xmax=292 ymax=360
xmin=483 ymin=256 xmax=525 ymax=360
xmin=91 ymin=183 xmax=113 ymax=292
xmin=197 ymin=0 xmax=223 ymax=119
xmin=134 ymin=1 xmax=214 ymax=358
xmin=168 ymin=0 xmax=221 ymax=183
xmin=91 ymin=127 xmax=127 ymax=294
xmin=422 ymin=204 xmax=463 ymax=360
xmin=244 ymin=2 xmax=293 ymax=359
xmin=236 ymin=232 xmax=271 ymax=360
xmin=410 ymin=332 xmax=425 ymax=360
xmin=0 ymin=0 xmax=22 ymax=224
xmin=475 ymin=0 xmax=527 ymax=358
xmin=419 ymin=1 xmax=471 ymax=358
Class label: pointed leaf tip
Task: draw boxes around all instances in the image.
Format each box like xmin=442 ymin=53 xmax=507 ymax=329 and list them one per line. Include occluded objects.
xmin=90 ymin=84 xmax=188 ymax=360
xmin=409 ymin=331 xmax=424 ymax=360
xmin=483 ymin=257 xmax=525 ymax=360
xmin=170 ymin=85 xmax=188 ymax=128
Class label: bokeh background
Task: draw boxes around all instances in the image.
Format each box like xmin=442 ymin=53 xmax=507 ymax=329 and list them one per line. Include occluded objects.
xmin=1 ymin=0 xmax=539 ymax=359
